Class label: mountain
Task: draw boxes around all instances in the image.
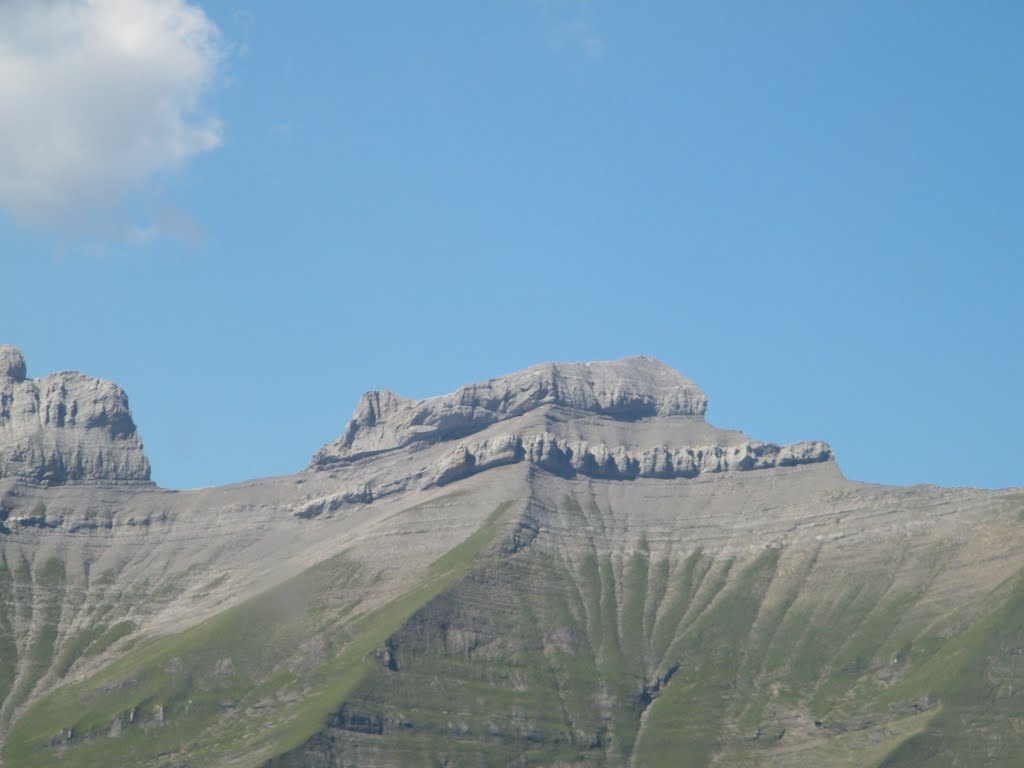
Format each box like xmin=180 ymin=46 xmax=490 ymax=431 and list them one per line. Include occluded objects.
xmin=1 ymin=346 xmax=1022 ymax=767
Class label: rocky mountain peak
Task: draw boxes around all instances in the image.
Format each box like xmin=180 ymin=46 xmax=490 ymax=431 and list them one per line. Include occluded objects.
xmin=0 ymin=344 xmax=27 ymax=383
xmin=348 ymin=357 xmax=706 ymax=431
xmin=313 ymin=357 xmax=726 ymax=468
xmin=459 ymin=356 xmax=709 ymax=419
xmin=0 ymin=345 xmax=151 ymax=486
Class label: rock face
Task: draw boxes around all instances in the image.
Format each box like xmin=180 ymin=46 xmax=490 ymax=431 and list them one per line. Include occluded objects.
xmin=0 ymin=345 xmax=151 ymax=485
xmin=427 ymin=432 xmax=833 ymax=487
xmin=312 ymin=357 xmax=710 ymax=466
xmin=312 ymin=355 xmax=832 ymax=489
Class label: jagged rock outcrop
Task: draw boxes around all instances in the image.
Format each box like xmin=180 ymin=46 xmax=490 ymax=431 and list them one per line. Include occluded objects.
xmin=312 ymin=355 xmax=833 ymax=493
xmin=427 ymin=433 xmax=833 ymax=487
xmin=292 ymin=485 xmax=375 ymax=519
xmin=311 ymin=357 xmax=708 ymax=467
xmin=0 ymin=345 xmax=151 ymax=485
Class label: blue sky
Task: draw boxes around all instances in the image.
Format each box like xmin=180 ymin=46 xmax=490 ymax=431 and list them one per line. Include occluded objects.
xmin=1 ymin=1 xmax=1021 ymax=490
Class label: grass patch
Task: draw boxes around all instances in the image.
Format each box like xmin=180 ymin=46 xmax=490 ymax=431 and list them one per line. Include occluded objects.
xmin=4 ymin=501 xmax=514 ymax=768
xmin=0 ymin=557 xmax=17 ymax=705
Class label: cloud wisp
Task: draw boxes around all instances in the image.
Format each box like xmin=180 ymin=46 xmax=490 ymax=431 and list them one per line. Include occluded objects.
xmin=0 ymin=0 xmax=224 ymax=233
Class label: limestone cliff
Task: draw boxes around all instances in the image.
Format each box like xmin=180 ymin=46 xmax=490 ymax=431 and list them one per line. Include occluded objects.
xmin=427 ymin=432 xmax=833 ymax=487
xmin=0 ymin=345 xmax=150 ymax=485
xmin=311 ymin=356 xmax=833 ymax=489
xmin=311 ymin=357 xmax=709 ymax=466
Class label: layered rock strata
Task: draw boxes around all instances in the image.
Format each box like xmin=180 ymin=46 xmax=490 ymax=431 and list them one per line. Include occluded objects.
xmin=311 ymin=357 xmax=708 ymax=466
xmin=0 ymin=345 xmax=151 ymax=485
xmin=427 ymin=433 xmax=833 ymax=487
xmin=312 ymin=355 xmax=834 ymax=495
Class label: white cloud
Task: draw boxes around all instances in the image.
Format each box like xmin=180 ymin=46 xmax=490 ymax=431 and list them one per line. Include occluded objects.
xmin=0 ymin=0 xmax=224 ymax=230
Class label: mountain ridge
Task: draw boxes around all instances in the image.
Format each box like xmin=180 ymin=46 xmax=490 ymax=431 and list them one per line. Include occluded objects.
xmin=0 ymin=344 xmax=835 ymax=494
xmin=0 ymin=345 xmax=1021 ymax=768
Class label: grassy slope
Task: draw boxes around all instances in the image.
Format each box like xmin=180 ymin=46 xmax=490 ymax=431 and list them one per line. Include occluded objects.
xmin=0 ymin=556 xmax=67 ymax=731
xmin=876 ymin=571 xmax=1024 ymax=768
xmin=2 ymin=502 xmax=513 ymax=767
xmin=270 ymin=494 xmax=1024 ymax=768
xmin=5 ymin=492 xmax=1024 ymax=767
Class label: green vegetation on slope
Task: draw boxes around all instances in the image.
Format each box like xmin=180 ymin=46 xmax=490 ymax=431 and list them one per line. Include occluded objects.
xmin=1 ymin=557 xmax=65 ymax=726
xmin=877 ymin=570 xmax=1024 ymax=768
xmin=263 ymin=495 xmax=1024 ymax=768
xmin=0 ymin=555 xmax=17 ymax=706
xmin=3 ymin=501 xmax=514 ymax=767
xmin=7 ymin=491 xmax=1024 ymax=768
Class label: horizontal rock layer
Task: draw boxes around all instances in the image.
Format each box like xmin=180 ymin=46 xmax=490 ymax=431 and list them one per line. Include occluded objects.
xmin=428 ymin=432 xmax=833 ymax=487
xmin=312 ymin=357 xmax=708 ymax=467
xmin=0 ymin=345 xmax=151 ymax=485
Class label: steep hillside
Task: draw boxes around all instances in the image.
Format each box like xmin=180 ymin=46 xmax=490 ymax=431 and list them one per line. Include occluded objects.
xmin=1 ymin=348 xmax=1021 ymax=767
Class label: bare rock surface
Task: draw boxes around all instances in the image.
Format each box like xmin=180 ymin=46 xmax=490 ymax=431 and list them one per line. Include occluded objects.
xmin=311 ymin=357 xmax=709 ymax=466
xmin=312 ymin=355 xmax=832 ymax=492
xmin=0 ymin=345 xmax=150 ymax=486
xmin=427 ymin=432 xmax=833 ymax=487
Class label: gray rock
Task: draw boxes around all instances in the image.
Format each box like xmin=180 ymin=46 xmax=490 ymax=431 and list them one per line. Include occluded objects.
xmin=312 ymin=355 xmax=833 ymax=493
xmin=426 ymin=432 xmax=832 ymax=487
xmin=312 ymin=357 xmax=708 ymax=467
xmin=0 ymin=345 xmax=27 ymax=382
xmin=0 ymin=345 xmax=151 ymax=485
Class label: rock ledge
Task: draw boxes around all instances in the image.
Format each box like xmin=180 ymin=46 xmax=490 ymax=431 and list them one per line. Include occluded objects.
xmin=427 ymin=433 xmax=833 ymax=488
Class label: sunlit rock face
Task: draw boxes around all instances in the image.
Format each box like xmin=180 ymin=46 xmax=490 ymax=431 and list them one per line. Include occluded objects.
xmin=0 ymin=345 xmax=150 ymax=485
xmin=311 ymin=355 xmax=833 ymax=490
xmin=313 ymin=357 xmax=711 ymax=465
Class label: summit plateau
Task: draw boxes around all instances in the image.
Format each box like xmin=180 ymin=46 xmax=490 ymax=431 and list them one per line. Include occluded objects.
xmin=0 ymin=346 xmax=1022 ymax=767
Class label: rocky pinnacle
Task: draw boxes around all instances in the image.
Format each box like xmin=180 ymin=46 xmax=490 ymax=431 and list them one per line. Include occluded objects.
xmin=0 ymin=345 xmax=151 ymax=485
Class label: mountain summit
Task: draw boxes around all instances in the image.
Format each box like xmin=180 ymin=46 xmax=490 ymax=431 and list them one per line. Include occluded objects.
xmin=0 ymin=345 xmax=150 ymax=486
xmin=314 ymin=357 xmax=709 ymax=463
xmin=312 ymin=356 xmax=832 ymax=490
